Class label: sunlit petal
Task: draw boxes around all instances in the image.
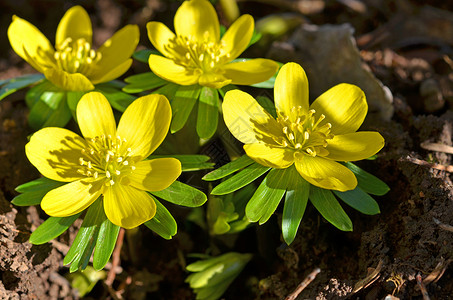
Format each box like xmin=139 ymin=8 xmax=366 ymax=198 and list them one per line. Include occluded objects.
xmin=294 ymin=154 xmax=357 ymax=191
xmin=244 ymin=144 xmax=294 ymax=168
xmin=274 ymin=62 xmax=309 ymax=119
xmin=223 ymin=59 xmax=278 ymax=86
xmin=41 ymin=179 xmax=102 ymax=216
xmin=174 ymin=0 xmax=219 ymax=42
xmin=310 ymin=83 xmax=367 ymax=135
xmin=223 ymin=89 xmax=278 ymax=144
xmin=25 ymin=127 xmax=89 ymax=182
xmin=90 ymin=59 xmax=133 ymax=84
xmin=146 ymin=21 xmax=176 ymax=58
xmin=104 ymin=185 xmax=156 ymax=229
xmin=149 ymin=54 xmax=200 ymax=85
xmin=220 ymin=14 xmax=253 ymax=60
xmin=55 ymin=5 xmax=92 ymax=46
xmin=117 ymin=94 xmax=171 ymax=159
xmin=198 ymin=73 xmax=230 ymax=89
xmin=76 ymin=92 xmax=116 ymax=139
xmin=128 ymin=158 xmax=182 ymax=191
xmin=326 ymin=132 xmax=385 ymax=161
xmin=44 ymin=67 xmax=94 ymax=91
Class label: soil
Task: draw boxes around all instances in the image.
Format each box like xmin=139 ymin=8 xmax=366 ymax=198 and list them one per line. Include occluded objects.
xmin=1 ymin=0 xmax=452 ymax=299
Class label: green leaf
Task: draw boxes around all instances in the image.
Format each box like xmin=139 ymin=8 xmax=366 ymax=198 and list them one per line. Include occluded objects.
xmin=211 ymin=162 xmax=270 ymax=195
xmin=13 ymin=177 xmax=66 ymax=206
xmin=25 ymin=80 xmax=58 ymax=108
xmin=217 ymin=84 xmax=236 ymax=98
xmin=28 ymin=90 xmax=72 ymax=129
xmin=93 ymin=219 xmax=120 ymax=270
xmin=154 ymin=82 xmax=179 ymax=99
xmin=170 ymin=85 xmax=202 ymax=133
xmin=248 ymin=30 xmax=262 ymax=47
xmin=66 ymin=90 xmax=86 ymax=119
xmin=197 ymin=86 xmax=219 ymax=139
xmin=144 ymin=197 xmax=177 ymax=239
xmin=64 ymin=199 xmax=105 ymax=272
xmin=333 ymin=187 xmax=380 ymax=215
xmin=132 ymin=49 xmax=161 ymax=63
xmin=345 ymin=162 xmax=390 ymax=196
xmin=67 ymin=266 xmax=106 ymax=297
xmin=29 ymin=213 xmax=82 ymax=245
xmin=123 ymin=72 xmax=167 ymax=93
xmin=255 ymin=96 xmax=277 ymax=118
xmin=282 ymin=178 xmax=309 ymax=245
xmin=203 ymin=155 xmax=254 ymax=181
xmin=245 ymin=168 xmax=286 ymax=224
xmin=95 ymin=83 xmax=136 ymax=112
xmin=0 ymin=73 xmax=44 ymax=101
xmin=151 ymin=181 xmax=207 ymax=207
xmin=309 ymin=186 xmax=353 ymax=231
xmin=149 ymin=155 xmax=214 ymax=171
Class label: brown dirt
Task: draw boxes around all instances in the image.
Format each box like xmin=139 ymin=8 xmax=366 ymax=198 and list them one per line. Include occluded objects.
xmin=1 ymin=0 xmax=453 ymax=299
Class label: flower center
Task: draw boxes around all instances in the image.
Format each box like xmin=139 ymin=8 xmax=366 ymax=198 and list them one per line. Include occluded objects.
xmin=54 ymin=38 xmax=101 ymax=74
xmin=274 ymin=106 xmax=334 ymax=157
xmin=77 ymin=134 xmax=135 ymax=186
xmin=165 ymin=35 xmax=230 ymax=74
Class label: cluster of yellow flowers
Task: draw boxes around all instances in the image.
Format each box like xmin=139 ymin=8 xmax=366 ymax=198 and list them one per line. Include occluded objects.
xmin=9 ymin=0 xmax=384 ymax=231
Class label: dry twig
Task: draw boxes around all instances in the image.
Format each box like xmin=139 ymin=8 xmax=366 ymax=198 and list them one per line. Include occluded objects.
xmin=402 ymin=155 xmax=453 ymax=173
xmin=105 ymin=228 xmax=125 ymax=286
xmin=416 ymin=273 xmax=431 ymax=300
xmin=285 ymin=268 xmax=321 ymax=300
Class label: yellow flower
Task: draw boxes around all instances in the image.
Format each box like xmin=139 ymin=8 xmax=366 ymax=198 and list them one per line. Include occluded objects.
xmin=25 ymin=92 xmax=181 ymax=228
xmin=223 ymin=62 xmax=385 ymax=192
xmin=8 ymin=6 xmax=139 ymax=92
xmin=146 ymin=0 xmax=279 ymax=89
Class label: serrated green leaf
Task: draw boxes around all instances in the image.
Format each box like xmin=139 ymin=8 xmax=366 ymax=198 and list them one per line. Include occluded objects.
xmin=132 ymin=49 xmax=161 ymax=63
xmin=13 ymin=177 xmax=66 ymax=206
xmin=245 ymin=168 xmax=286 ymax=224
xmin=151 ymin=181 xmax=207 ymax=207
xmin=203 ymin=155 xmax=254 ymax=181
xmin=144 ymin=197 xmax=177 ymax=239
xmin=170 ymin=85 xmax=202 ymax=133
xmin=25 ymin=80 xmax=58 ymax=108
xmin=309 ymin=186 xmax=353 ymax=231
xmin=28 ymin=90 xmax=71 ymax=129
xmin=345 ymin=162 xmax=390 ymax=196
xmin=93 ymin=219 xmax=120 ymax=270
xmin=64 ymin=199 xmax=105 ymax=272
xmin=149 ymin=155 xmax=213 ymax=171
xmin=282 ymin=178 xmax=309 ymax=245
xmin=0 ymin=73 xmax=44 ymax=101
xmin=154 ymin=82 xmax=179 ymax=100
xmin=122 ymin=72 xmax=167 ymax=93
xmin=95 ymin=83 xmax=136 ymax=112
xmin=211 ymin=162 xmax=270 ymax=195
xmin=333 ymin=187 xmax=380 ymax=215
xmin=197 ymin=86 xmax=219 ymax=139
xmin=29 ymin=213 xmax=81 ymax=245
xmin=66 ymin=90 xmax=86 ymax=119
xmin=255 ymin=95 xmax=277 ymax=118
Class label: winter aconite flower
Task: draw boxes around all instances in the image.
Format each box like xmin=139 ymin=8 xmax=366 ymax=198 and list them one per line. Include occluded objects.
xmin=223 ymin=62 xmax=385 ymax=192
xmin=25 ymin=92 xmax=181 ymax=228
xmin=8 ymin=6 xmax=139 ymax=91
xmin=146 ymin=0 xmax=278 ymax=89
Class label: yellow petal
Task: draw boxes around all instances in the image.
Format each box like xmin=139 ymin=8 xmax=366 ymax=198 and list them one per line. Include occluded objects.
xmin=91 ymin=59 xmax=133 ymax=84
xmin=146 ymin=21 xmax=176 ymax=58
xmin=223 ymin=89 xmax=277 ymax=144
xmin=41 ymin=179 xmax=102 ymax=216
xmin=310 ymin=83 xmax=367 ymax=135
xmin=25 ymin=127 xmax=89 ymax=182
xmin=92 ymin=25 xmax=139 ymax=79
xmin=128 ymin=158 xmax=182 ymax=191
xmin=174 ymin=0 xmax=219 ymax=42
xmin=8 ymin=15 xmax=54 ymax=71
xmin=103 ymin=185 xmax=156 ymax=229
xmin=44 ymin=67 xmax=94 ymax=91
xmin=198 ymin=73 xmax=231 ymax=89
xmin=220 ymin=14 xmax=254 ymax=60
xmin=76 ymin=92 xmax=117 ymax=139
xmin=55 ymin=6 xmax=92 ymax=46
xmin=274 ymin=62 xmax=309 ymax=119
xmin=148 ymin=54 xmax=200 ymax=85
xmin=294 ymin=154 xmax=357 ymax=192
xmin=244 ymin=144 xmax=294 ymax=168
xmin=326 ymin=132 xmax=385 ymax=161
xmin=117 ymin=94 xmax=171 ymax=159
xmin=222 ymin=59 xmax=278 ymax=86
